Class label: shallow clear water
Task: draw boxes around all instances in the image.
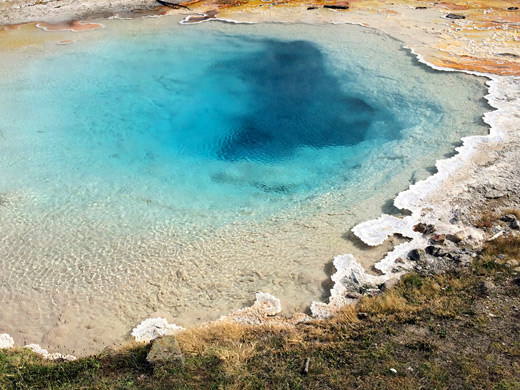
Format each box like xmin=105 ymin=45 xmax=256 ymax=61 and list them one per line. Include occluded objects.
xmin=0 ymin=18 xmax=489 ymax=354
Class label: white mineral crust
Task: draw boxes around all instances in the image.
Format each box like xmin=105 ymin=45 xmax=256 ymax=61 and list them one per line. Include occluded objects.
xmin=24 ymin=344 xmax=76 ymax=361
xmin=0 ymin=333 xmax=14 ymax=349
xmin=131 ymin=317 xmax=185 ymax=343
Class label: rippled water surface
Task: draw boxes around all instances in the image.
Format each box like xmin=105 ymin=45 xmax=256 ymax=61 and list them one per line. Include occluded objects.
xmin=0 ymin=18 xmax=489 ymax=354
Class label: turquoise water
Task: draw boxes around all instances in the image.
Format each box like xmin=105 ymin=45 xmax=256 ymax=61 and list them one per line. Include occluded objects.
xmin=0 ymin=19 xmax=489 ymax=353
xmin=2 ymin=29 xmax=403 ymax=220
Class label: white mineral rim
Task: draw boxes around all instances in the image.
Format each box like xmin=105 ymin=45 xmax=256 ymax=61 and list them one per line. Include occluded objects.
xmin=24 ymin=344 xmax=77 ymax=361
xmin=0 ymin=333 xmax=14 ymax=349
xmin=131 ymin=317 xmax=185 ymax=343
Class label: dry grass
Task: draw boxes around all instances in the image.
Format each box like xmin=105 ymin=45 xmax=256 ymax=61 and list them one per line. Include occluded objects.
xmin=484 ymin=235 xmax=520 ymax=260
xmin=330 ymin=305 xmax=361 ymax=325
xmin=359 ymin=290 xmax=412 ymax=316
xmin=475 ymin=211 xmax=498 ymax=229
xmin=176 ymin=322 xmax=251 ymax=355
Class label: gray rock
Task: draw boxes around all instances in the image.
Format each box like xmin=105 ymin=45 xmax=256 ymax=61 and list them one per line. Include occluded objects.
xmin=446 ymin=13 xmax=466 ymax=19
xmin=413 ymin=223 xmax=436 ymax=234
xmin=501 ymin=214 xmax=517 ymax=223
xmin=381 ymin=278 xmax=399 ymax=291
xmin=511 ymin=220 xmax=520 ymax=230
xmin=146 ymin=336 xmax=184 ymax=366
xmin=364 ymin=288 xmax=382 ymax=296
xmin=449 ymin=210 xmax=462 ymax=224
xmin=446 ymin=232 xmax=464 ymax=243
xmin=482 ymin=184 xmax=507 ymax=199
xmin=481 ymin=281 xmax=495 ymax=295
xmin=408 ymin=249 xmax=425 ymax=261
xmin=425 ymin=246 xmax=444 ymax=257
xmin=452 ymin=253 xmax=473 ymax=266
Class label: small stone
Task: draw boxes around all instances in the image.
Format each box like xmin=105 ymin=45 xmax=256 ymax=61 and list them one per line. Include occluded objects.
xmin=446 ymin=232 xmax=464 ymax=243
xmin=446 ymin=13 xmax=466 ymax=19
xmin=408 ymin=249 xmax=424 ymax=261
xmin=497 ymin=254 xmax=507 ymax=260
xmin=501 ymin=214 xmax=517 ymax=223
xmin=395 ymin=257 xmax=405 ymax=264
xmin=506 ymin=259 xmax=519 ymax=267
xmin=146 ymin=336 xmax=184 ymax=366
xmin=323 ymin=3 xmax=349 ymax=9
xmin=511 ymin=220 xmax=520 ymax=230
xmin=365 ymin=288 xmax=381 ymax=296
xmin=452 ymin=253 xmax=472 ymax=266
xmin=390 ymin=368 xmax=398 ymax=374
xmin=514 ymin=267 xmax=520 ymax=273
xmin=481 ymin=281 xmax=495 ymax=295
xmin=346 ymin=292 xmax=363 ymax=299
xmin=413 ymin=223 xmax=427 ymax=233
xmin=413 ymin=223 xmax=436 ymax=234
xmin=430 ymin=234 xmax=446 ymax=244
xmin=424 ymin=225 xmax=436 ymax=234
xmin=425 ymin=246 xmax=444 ymax=257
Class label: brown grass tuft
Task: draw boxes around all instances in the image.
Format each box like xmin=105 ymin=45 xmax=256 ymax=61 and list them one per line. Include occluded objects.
xmin=484 ymin=235 xmax=520 ymax=260
xmin=475 ymin=211 xmax=497 ymax=229
xmin=176 ymin=322 xmax=251 ymax=355
xmin=359 ymin=290 xmax=411 ymax=316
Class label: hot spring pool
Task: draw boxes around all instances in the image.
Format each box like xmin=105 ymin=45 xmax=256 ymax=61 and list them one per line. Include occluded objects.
xmin=0 ymin=17 xmax=489 ymax=354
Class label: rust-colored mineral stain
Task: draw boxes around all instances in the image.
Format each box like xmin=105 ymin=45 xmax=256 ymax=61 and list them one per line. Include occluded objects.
xmin=182 ymin=9 xmax=219 ymax=23
xmin=1 ymin=24 xmax=24 ymax=31
xmin=36 ymin=21 xmax=104 ymax=32
xmin=435 ymin=2 xmax=470 ymax=11
xmin=430 ymin=55 xmax=520 ymax=76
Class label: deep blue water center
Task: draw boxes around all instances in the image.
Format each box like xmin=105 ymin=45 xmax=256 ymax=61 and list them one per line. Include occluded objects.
xmin=214 ymin=39 xmax=386 ymax=162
